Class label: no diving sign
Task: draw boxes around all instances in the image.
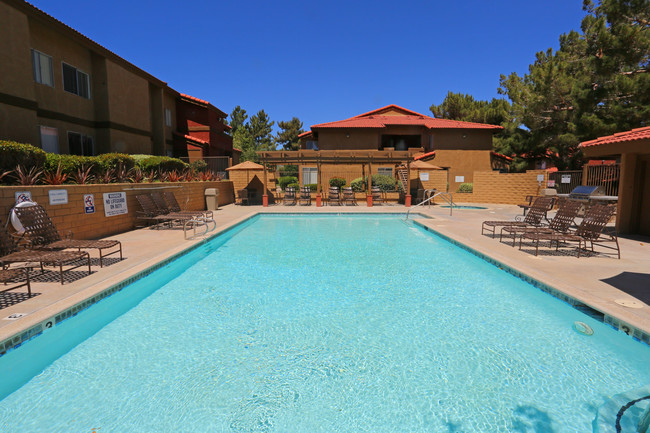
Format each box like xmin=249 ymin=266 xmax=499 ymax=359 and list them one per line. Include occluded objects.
xmin=84 ymin=194 xmax=95 ymax=214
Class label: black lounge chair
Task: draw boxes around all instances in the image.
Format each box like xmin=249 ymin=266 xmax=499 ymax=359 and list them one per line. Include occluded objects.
xmin=298 ymin=187 xmax=311 ymax=206
xmin=283 ymin=187 xmax=297 ymax=205
xmin=481 ymin=196 xmax=554 ymax=237
xmin=342 ymin=187 xmax=357 ymax=205
xmin=153 ymin=191 xmax=212 ymax=219
xmin=328 ymin=187 xmax=341 ymax=206
xmin=13 ymin=204 xmax=122 ymax=267
xmin=136 ymin=194 xmax=196 ymax=228
xmin=236 ymin=189 xmax=249 ymax=206
xmin=371 ymin=186 xmax=383 ymax=205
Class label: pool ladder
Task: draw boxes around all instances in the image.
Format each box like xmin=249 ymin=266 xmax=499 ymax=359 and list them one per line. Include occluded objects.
xmin=183 ymin=216 xmax=216 ymax=240
xmin=405 ymin=191 xmax=455 ymax=220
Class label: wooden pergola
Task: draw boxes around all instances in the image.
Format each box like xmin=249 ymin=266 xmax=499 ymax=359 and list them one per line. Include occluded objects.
xmin=256 ymin=149 xmax=422 ymax=206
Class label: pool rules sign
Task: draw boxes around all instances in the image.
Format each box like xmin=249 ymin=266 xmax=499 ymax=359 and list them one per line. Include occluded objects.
xmin=103 ymin=192 xmax=128 ymax=217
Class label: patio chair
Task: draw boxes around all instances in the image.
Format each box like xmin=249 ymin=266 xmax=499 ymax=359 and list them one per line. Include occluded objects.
xmin=519 ymin=204 xmax=619 ymax=258
xmin=328 ymin=187 xmax=341 ymax=206
xmin=298 ymin=187 xmax=311 ymax=206
xmin=342 ymin=187 xmax=357 ymax=205
xmin=0 ymin=224 xmax=91 ymax=285
xmin=371 ymin=186 xmax=383 ymax=205
xmin=517 ymin=195 xmax=557 ymax=219
xmin=415 ymin=188 xmax=425 ymax=205
xmin=161 ymin=191 xmax=213 ymax=219
xmin=0 ymin=267 xmax=31 ymax=296
xmin=236 ymin=189 xmax=249 ymax=206
xmin=499 ymin=200 xmax=582 ymax=246
xmin=13 ymin=204 xmax=122 ymax=268
xmin=136 ymin=194 xmax=196 ymax=228
xmin=283 ymin=187 xmax=297 ymax=205
xmin=481 ymin=196 xmax=554 ymax=237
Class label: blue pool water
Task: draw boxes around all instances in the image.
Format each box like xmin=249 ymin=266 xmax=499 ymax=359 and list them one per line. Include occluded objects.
xmin=0 ymin=215 xmax=648 ymax=432
xmin=441 ymin=205 xmax=487 ymax=209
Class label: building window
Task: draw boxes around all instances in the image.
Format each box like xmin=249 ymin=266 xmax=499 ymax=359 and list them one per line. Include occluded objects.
xmin=62 ymin=63 xmax=90 ymax=98
xmin=305 ymin=140 xmax=318 ymax=150
xmin=165 ymin=108 xmax=172 ymax=127
xmin=302 ymin=167 xmax=317 ymax=185
xmin=31 ymin=49 xmax=54 ymax=87
xmin=40 ymin=126 xmax=58 ymax=153
xmin=377 ymin=167 xmax=393 ymax=177
xmin=68 ymin=132 xmax=94 ymax=156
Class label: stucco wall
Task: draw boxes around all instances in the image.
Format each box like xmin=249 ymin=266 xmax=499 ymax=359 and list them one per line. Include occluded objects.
xmin=0 ymin=181 xmax=234 ymax=240
xmin=318 ymin=130 xmax=380 ymax=150
xmin=432 ymin=149 xmax=493 ymax=192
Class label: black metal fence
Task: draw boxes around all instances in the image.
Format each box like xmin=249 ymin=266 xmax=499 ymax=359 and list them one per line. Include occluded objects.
xmin=549 ymin=170 xmax=583 ymax=194
xmin=180 ymin=156 xmax=231 ymax=179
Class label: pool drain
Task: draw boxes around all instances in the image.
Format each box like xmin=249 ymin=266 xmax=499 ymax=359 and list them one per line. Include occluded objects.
xmin=573 ymin=321 xmax=594 ymax=336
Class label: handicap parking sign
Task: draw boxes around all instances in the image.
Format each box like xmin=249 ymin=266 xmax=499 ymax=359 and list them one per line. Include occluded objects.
xmin=84 ymin=194 xmax=95 ymax=214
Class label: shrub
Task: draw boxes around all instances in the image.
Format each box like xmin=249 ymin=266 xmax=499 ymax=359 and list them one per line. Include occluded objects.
xmin=287 ymin=182 xmax=299 ymax=190
xmin=350 ymin=177 xmax=365 ymax=192
xmin=96 ymin=153 xmax=135 ymax=172
xmin=278 ymin=176 xmax=298 ymax=189
xmin=329 ymin=177 xmax=346 ymax=189
xmin=305 ymin=183 xmax=317 ymax=192
xmin=45 ymin=154 xmax=94 ymax=177
xmin=457 ymin=182 xmax=473 ymax=193
xmin=279 ymin=164 xmax=299 ymax=177
xmin=0 ymin=141 xmax=47 ymax=176
xmin=350 ymin=174 xmax=400 ymax=193
xmin=136 ymin=156 xmax=187 ymax=173
xmin=189 ymin=159 xmax=208 ymax=172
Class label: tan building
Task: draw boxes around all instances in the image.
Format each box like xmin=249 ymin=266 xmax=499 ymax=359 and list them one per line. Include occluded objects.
xmin=0 ymin=0 xmax=232 ymax=159
xmin=298 ymin=105 xmax=505 ymax=192
xmin=580 ymin=127 xmax=650 ymax=236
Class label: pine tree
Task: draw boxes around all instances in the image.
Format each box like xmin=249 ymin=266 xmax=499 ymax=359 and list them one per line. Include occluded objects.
xmin=275 ymin=117 xmax=304 ymax=151
xmin=249 ymin=110 xmax=275 ymax=151
xmin=228 ymin=106 xmax=248 ymax=135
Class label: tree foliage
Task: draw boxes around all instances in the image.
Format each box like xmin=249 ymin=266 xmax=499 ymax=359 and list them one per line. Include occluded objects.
xmin=228 ymin=108 xmax=277 ymax=162
xmin=275 ymin=117 xmax=304 ymax=151
xmin=228 ymin=106 xmax=248 ymax=136
xmin=248 ymin=110 xmax=275 ymax=152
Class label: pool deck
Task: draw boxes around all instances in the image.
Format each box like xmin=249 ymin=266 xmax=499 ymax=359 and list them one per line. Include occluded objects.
xmin=1 ymin=202 xmax=649 ymax=348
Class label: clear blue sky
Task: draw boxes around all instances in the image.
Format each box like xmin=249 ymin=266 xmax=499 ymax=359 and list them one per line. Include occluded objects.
xmin=31 ymin=0 xmax=586 ymax=132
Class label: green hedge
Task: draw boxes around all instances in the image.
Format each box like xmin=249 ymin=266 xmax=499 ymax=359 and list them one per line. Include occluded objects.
xmin=96 ymin=153 xmax=135 ymax=172
xmin=305 ymin=183 xmax=317 ymax=192
xmin=329 ymin=177 xmax=346 ymax=189
xmin=457 ymin=183 xmax=473 ymax=193
xmin=44 ymin=154 xmax=95 ymax=176
xmin=278 ymin=176 xmax=298 ymax=190
xmin=189 ymin=159 xmax=208 ymax=172
xmin=0 ymin=141 xmax=47 ymax=175
xmin=350 ymin=174 xmax=401 ymax=192
xmin=136 ymin=156 xmax=187 ymax=173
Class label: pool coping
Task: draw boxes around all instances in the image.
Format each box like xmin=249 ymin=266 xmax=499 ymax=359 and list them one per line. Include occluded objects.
xmin=1 ymin=210 xmax=648 ymax=359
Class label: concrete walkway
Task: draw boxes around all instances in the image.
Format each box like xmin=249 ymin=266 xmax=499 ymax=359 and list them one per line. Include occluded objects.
xmin=1 ymin=202 xmax=649 ymax=347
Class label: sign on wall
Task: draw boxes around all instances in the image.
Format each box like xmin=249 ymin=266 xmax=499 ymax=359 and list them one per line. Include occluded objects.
xmin=15 ymin=191 xmax=32 ymax=204
xmin=536 ymin=174 xmax=545 ymax=182
xmin=419 ymin=172 xmax=429 ymax=181
xmin=48 ymin=189 xmax=68 ymax=205
xmin=455 ymin=176 xmax=464 ymax=183
xmin=84 ymin=194 xmax=95 ymax=214
xmin=103 ymin=192 xmax=128 ymax=217
xmin=561 ymin=174 xmax=571 ymax=184
xmin=547 ymin=180 xmax=556 ymax=188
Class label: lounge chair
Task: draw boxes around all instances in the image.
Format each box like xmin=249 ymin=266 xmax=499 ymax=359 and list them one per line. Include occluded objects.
xmin=160 ymin=191 xmax=213 ymax=219
xmin=0 ymin=224 xmax=91 ymax=285
xmin=236 ymin=189 xmax=249 ymax=206
xmin=481 ymin=196 xmax=554 ymax=237
xmin=13 ymin=204 xmax=122 ymax=267
xmin=0 ymin=267 xmax=31 ymax=297
xmin=371 ymin=186 xmax=383 ymax=205
xmin=499 ymin=200 xmax=582 ymax=246
xmin=298 ymin=187 xmax=311 ymax=206
xmin=136 ymin=194 xmax=196 ymax=227
xmin=342 ymin=187 xmax=357 ymax=205
xmin=519 ymin=204 xmax=619 ymax=258
xmin=517 ymin=195 xmax=557 ymax=219
xmin=328 ymin=187 xmax=341 ymax=206
xmin=283 ymin=187 xmax=297 ymax=205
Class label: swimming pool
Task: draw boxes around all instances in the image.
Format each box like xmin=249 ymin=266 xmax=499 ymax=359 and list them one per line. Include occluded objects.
xmin=0 ymin=214 xmax=648 ymax=432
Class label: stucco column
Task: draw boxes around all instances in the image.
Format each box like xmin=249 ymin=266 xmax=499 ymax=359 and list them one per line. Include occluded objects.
xmin=617 ymin=153 xmax=637 ymax=233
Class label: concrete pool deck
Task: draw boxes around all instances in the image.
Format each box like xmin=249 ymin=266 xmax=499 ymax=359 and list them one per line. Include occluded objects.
xmin=1 ymin=202 xmax=649 ymax=348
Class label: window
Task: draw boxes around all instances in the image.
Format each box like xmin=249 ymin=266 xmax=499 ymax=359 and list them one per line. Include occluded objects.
xmin=302 ymin=167 xmax=317 ymax=185
xmin=62 ymin=63 xmax=90 ymax=98
xmin=305 ymin=140 xmax=318 ymax=150
xmin=165 ymin=108 xmax=172 ymax=127
xmin=68 ymin=132 xmax=94 ymax=156
xmin=377 ymin=167 xmax=393 ymax=177
xmin=40 ymin=126 xmax=59 ymax=153
xmin=31 ymin=49 xmax=54 ymax=86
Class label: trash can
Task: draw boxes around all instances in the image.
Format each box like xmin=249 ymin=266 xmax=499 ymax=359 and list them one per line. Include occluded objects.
xmin=205 ymin=188 xmax=219 ymax=211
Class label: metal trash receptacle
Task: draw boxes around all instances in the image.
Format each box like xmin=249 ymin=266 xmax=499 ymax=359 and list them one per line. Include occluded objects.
xmin=205 ymin=188 xmax=219 ymax=210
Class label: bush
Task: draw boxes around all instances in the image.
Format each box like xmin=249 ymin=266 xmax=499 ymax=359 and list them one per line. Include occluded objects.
xmin=287 ymin=182 xmax=300 ymax=190
xmin=0 ymin=141 xmax=47 ymax=176
xmin=189 ymin=159 xmax=208 ymax=172
xmin=279 ymin=164 xmax=299 ymax=177
xmin=96 ymin=153 xmax=135 ymax=172
xmin=305 ymin=183 xmax=317 ymax=192
xmin=350 ymin=174 xmax=400 ymax=193
xmin=457 ymin=182 xmax=473 ymax=193
xmin=136 ymin=156 xmax=187 ymax=173
xmin=44 ymin=154 xmax=95 ymax=177
xmin=278 ymin=176 xmax=298 ymax=190
xmin=329 ymin=177 xmax=346 ymax=189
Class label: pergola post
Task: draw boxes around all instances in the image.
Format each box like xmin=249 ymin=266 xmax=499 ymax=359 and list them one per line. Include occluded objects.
xmin=405 ymin=160 xmax=412 ymax=207
xmin=367 ymin=157 xmax=373 ymax=207
xmin=262 ymin=157 xmax=268 ymax=207
xmin=316 ymin=161 xmax=322 ymax=207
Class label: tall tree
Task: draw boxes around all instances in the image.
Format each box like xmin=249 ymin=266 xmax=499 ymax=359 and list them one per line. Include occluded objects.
xmin=275 ymin=117 xmax=304 ymax=151
xmin=232 ymin=127 xmax=257 ymax=162
xmin=228 ymin=106 xmax=248 ymax=135
xmin=248 ymin=110 xmax=275 ymax=151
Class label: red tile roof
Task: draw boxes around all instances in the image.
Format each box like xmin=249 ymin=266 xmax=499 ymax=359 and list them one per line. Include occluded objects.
xmin=173 ymin=132 xmax=209 ymax=146
xmin=579 ymin=126 xmax=650 ymax=147
xmin=490 ymin=151 xmax=513 ymax=161
xmin=414 ymin=151 xmax=436 ymax=161
xmin=311 ymin=104 xmax=503 ymax=131
xmin=180 ymin=94 xmax=227 ymax=117
xmin=298 ymin=131 xmax=313 ymax=138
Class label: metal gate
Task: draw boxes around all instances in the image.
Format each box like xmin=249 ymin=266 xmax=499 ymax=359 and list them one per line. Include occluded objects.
xmin=585 ymin=164 xmax=620 ymax=196
xmin=549 ymin=170 xmax=582 ymax=194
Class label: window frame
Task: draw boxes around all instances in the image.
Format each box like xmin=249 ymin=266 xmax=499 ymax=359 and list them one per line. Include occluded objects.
xmin=377 ymin=167 xmax=393 ymax=177
xmin=302 ymin=167 xmax=318 ymax=185
xmin=31 ymin=49 xmax=54 ymax=87
xmin=39 ymin=126 xmax=59 ymax=154
xmin=67 ymin=131 xmax=95 ymax=156
xmin=164 ymin=108 xmax=172 ymax=127
xmin=61 ymin=62 xmax=91 ymax=99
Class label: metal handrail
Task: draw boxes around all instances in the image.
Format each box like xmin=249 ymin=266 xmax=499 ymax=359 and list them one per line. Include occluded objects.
xmin=183 ymin=217 xmax=216 ymax=240
xmin=405 ymin=191 xmax=455 ymax=220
